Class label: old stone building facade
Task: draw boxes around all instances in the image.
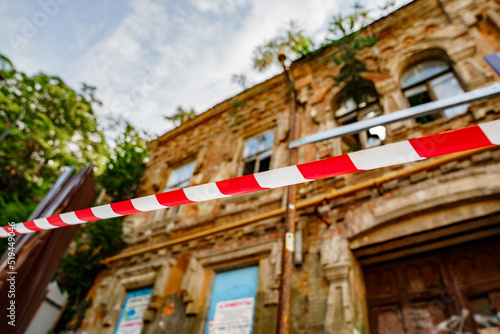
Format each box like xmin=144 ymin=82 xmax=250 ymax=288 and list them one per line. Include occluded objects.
xmin=80 ymin=0 xmax=500 ymax=333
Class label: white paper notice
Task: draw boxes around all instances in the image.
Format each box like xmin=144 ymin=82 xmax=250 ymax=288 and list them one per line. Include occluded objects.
xmin=212 ymin=297 xmax=255 ymax=334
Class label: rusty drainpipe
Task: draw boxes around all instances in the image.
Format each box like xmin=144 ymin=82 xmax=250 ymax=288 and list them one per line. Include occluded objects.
xmin=277 ymin=52 xmax=298 ymax=334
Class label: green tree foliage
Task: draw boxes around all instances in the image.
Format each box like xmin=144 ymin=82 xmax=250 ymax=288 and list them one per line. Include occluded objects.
xmin=54 ymin=124 xmax=148 ymax=331
xmin=97 ymin=124 xmax=149 ymax=202
xmin=0 ymin=54 xmax=149 ymax=330
xmin=165 ymin=106 xmax=197 ymax=127
xmin=0 ymin=54 xmax=110 ymax=256
xmin=249 ymin=4 xmax=389 ymax=103
xmin=0 ymin=55 xmax=108 ymax=224
xmin=0 ymin=194 xmax=35 ymax=227
xmin=55 ymin=124 xmax=148 ymax=331
xmin=252 ymin=21 xmax=314 ymax=72
xmin=323 ymin=3 xmax=380 ymax=104
xmin=55 ymin=216 xmax=125 ymax=327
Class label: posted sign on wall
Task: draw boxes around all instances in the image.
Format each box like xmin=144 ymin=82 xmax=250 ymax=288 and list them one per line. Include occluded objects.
xmin=114 ymin=287 xmax=152 ymax=334
xmin=212 ymin=297 xmax=255 ymax=333
xmin=205 ymin=266 xmax=259 ymax=334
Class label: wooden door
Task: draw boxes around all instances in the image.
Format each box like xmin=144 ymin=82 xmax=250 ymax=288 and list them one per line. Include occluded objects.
xmin=364 ymin=237 xmax=500 ymax=334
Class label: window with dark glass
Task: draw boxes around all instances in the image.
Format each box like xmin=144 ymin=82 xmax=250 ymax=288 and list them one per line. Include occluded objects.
xmin=335 ymin=89 xmax=386 ymax=154
xmin=400 ymin=59 xmax=467 ymax=124
xmin=242 ymin=130 xmax=274 ymax=175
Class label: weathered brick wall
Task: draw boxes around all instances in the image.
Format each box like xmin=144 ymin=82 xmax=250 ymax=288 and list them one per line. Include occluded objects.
xmin=79 ymin=0 xmax=500 ymax=333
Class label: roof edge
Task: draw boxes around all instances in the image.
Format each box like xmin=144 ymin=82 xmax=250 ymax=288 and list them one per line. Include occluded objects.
xmin=148 ymin=0 xmax=420 ymax=149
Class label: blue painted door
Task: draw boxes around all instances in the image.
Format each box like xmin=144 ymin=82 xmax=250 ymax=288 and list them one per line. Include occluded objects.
xmin=205 ymin=266 xmax=259 ymax=334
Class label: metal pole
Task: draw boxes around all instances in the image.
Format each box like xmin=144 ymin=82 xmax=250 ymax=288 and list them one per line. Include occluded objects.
xmin=277 ymin=53 xmax=298 ymax=334
xmin=289 ymin=83 xmax=500 ymax=149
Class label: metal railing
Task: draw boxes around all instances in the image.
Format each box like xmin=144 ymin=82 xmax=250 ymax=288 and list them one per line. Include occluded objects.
xmin=290 ymin=84 xmax=500 ymax=149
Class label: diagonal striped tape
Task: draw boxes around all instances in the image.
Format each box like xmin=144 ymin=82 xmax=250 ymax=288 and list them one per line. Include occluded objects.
xmin=2 ymin=120 xmax=499 ymax=238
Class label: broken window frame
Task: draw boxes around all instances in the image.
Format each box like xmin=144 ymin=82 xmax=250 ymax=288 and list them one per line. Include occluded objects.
xmin=401 ymin=59 xmax=468 ymax=124
xmin=335 ymin=92 xmax=386 ymax=154
xmin=241 ymin=130 xmax=274 ymax=176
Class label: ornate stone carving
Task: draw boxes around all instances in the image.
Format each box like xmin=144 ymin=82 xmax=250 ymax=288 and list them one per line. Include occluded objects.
xmin=321 ymin=236 xmax=355 ymax=334
xmin=455 ymin=58 xmax=493 ymax=88
xmin=91 ymin=259 xmax=171 ymax=330
xmin=374 ymin=79 xmax=398 ymax=96
xmin=321 ymin=236 xmax=350 ymax=270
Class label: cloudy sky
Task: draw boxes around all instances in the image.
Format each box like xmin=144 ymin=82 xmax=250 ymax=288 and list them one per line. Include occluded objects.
xmin=0 ymin=0 xmax=410 ymax=138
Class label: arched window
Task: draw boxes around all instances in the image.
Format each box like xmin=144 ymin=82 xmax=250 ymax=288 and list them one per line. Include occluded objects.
xmin=401 ymin=59 xmax=467 ymax=123
xmin=335 ymin=86 xmax=386 ymax=154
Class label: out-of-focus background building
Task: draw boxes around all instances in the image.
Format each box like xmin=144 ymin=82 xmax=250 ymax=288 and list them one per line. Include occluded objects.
xmin=73 ymin=0 xmax=500 ymax=333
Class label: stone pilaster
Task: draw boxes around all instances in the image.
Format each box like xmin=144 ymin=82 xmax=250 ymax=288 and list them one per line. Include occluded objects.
xmin=321 ymin=236 xmax=355 ymax=334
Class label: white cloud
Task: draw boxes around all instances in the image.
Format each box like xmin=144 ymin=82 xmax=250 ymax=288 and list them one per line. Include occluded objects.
xmin=61 ymin=0 xmax=350 ymax=137
xmin=189 ymin=0 xmax=249 ymax=14
xmin=1 ymin=0 xmax=415 ymax=139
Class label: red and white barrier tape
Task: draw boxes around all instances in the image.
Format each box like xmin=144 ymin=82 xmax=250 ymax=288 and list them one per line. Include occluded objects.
xmin=1 ymin=120 xmax=499 ymax=238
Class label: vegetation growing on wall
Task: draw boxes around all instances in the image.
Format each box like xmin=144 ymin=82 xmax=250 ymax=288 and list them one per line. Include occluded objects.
xmin=247 ymin=2 xmax=397 ymax=101
xmin=165 ymin=106 xmax=197 ymax=127
xmin=252 ymin=20 xmax=314 ymax=72
xmin=322 ymin=3 xmax=380 ymax=104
